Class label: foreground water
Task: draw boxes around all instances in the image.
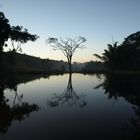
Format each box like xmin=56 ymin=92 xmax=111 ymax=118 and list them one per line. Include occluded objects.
xmin=0 ymin=73 xmax=140 ymax=140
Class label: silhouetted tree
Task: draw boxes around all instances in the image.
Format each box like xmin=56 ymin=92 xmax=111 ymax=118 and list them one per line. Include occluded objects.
xmin=10 ymin=26 xmax=39 ymax=52
xmin=47 ymin=36 xmax=86 ymax=73
xmin=123 ymin=31 xmax=140 ymax=49
xmin=0 ymin=11 xmax=39 ymax=70
xmin=0 ymin=12 xmax=10 ymax=52
xmin=0 ymin=12 xmax=11 ymax=66
xmin=122 ymin=31 xmax=140 ymax=69
xmin=94 ymin=32 xmax=140 ymax=70
xmin=94 ymin=42 xmax=118 ymax=69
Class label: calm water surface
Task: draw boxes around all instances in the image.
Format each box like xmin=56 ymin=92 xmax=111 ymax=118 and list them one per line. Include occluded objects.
xmin=0 ymin=73 xmax=139 ymax=140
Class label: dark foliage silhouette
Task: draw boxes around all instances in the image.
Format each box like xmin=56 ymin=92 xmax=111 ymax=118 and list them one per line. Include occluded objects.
xmin=94 ymin=42 xmax=118 ymax=68
xmin=0 ymin=11 xmax=39 ymax=71
xmin=10 ymin=26 xmax=39 ymax=52
xmin=0 ymin=12 xmax=10 ymax=52
xmin=123 ymin=31 xmax=140 ymax=48
xmin=0 ymin=12 xmax=11 ymax=68
xmin=94 ymin=32 xmax=140 ymax=70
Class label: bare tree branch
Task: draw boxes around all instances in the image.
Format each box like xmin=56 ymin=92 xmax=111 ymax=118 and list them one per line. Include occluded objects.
xmin=47 ymin=36 xmax=86 ymax=73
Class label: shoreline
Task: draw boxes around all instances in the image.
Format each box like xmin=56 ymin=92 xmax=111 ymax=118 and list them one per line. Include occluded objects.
xmin=1 ymin=69 xmax=140 ymax=76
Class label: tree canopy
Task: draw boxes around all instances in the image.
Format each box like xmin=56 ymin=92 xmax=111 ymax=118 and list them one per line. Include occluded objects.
xmin=94 ymin=31 xmax=140 ymax=70
xmin=0 ymin=11 xmax=39 ymax=70
xmin=10 ymin=26 xmax=39 ymax=52
xmin=0 ymin=12 xmax=11 ymax=52
xmin=123 ymin=31 xmax=140 ymax=48
xmin=47 ymin=36 xmax=86 ymax=73
xmin=0 ymin=12 xmax=39 ymax=53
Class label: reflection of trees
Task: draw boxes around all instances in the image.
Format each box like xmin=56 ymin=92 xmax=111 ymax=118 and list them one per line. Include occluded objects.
xmin=47 ymin=73 xmax=86 ymax=108
xmin=95 ymin=74 xmax=140 ymax=140
xmin=0 ymin=75 xmax=39 ymax=134
xmin=95 ymin=74 xmax=140 ymax=102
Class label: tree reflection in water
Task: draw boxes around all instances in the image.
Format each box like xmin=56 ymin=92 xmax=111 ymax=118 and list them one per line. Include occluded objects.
xmin=47 ymin=73 xmax=86 ymax=108
xmin=0 ymin=75 xmax=39 ymax=134
xmin=95 ymin=74 xmax=140 ymax=140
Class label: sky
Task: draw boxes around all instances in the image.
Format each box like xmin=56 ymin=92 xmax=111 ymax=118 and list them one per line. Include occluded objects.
xmin=0 ymin=0 xmax=140 ymax=62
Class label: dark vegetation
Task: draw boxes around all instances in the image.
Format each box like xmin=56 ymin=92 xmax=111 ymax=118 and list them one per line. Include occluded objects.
xmin=3 ymin=52 xmax=69 ymax=74
xmin=81 ymin=61 xmax=106 ymax=73
xmin=0 ymin=12 xmax=87 ymax=74
xmin=0 ymin=7 xmax=140 ymax=140
xmin=94 ymin=32 xmax=140 ymax=71
xmin=1 ymin=11 xmax=140 ymax=74
xmin=0 ymin=12 xmax=39 ymax=74
xmin=77 ymin=31 xmax=140 ymax=74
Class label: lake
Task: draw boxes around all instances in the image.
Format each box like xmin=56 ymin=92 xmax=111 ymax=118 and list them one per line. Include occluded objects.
xmin=0 ymin=73 xmax=139 ymax=140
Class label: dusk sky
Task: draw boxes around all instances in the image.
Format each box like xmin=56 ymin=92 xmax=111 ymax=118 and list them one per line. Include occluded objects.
xmin=1 ymin=0 xmax=140 ymax=62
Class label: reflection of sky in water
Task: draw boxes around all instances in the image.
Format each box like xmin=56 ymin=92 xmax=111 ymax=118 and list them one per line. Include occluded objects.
xmin=2 ymin=74 xmax=136 ymax=140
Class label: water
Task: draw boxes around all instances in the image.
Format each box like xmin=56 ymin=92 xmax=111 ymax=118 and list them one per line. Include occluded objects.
xmin=0 ymin=73 xmax=139 ymax=140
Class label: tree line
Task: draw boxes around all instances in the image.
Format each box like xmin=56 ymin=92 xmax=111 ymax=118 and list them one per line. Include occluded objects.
xmin=94 ymin=32 xmax=140 ymax=70
xmin=1 ymin=11 xmax=140 ymax=73
xmin=0 ymin=12 xmax=39 ymax=71
xmin=0 ymin=11 xmax=86 ymax=73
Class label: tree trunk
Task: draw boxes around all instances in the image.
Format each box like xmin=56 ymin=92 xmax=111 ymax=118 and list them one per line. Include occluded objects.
xmin=67 ymin=56 xmax=72 ymax=74
xmin=69 ymin=62 xmax=72 ymax=74
xmin=69 ymin=57 xmax=72 ymax=74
